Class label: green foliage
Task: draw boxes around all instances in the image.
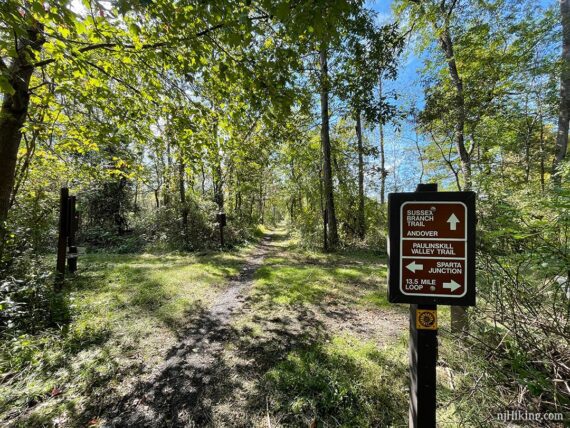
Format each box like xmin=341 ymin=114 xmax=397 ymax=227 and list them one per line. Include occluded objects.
xmin=252 ymin=239 xmax=387 ymax=307
xmin=0 ymin=248 xmax=253 ymax=425
xmin=0 ymin=229 xmax=62 ymax=334
xmin=265 ymin=335 xmax=408 ymax=426
xmin=0 ymin=0 xmax=568 ymax=425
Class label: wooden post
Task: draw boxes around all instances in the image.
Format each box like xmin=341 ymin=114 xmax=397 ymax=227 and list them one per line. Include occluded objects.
xmin=409 ymin=183 xmax=438 ymax=428
xmin=217 ymin=212 xmax=226 ymax=248
xmin=55 ymin=187 xmax=69 ymax=289
xmin=323 ymin=208 xmax=328 ymax=251
xmin=409 ymin=304 xmax=438 ymax=427
xmin=67 ymin=195 xmax=78 ymax=273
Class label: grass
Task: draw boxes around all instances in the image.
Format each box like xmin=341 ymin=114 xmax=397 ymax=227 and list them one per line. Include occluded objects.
xmin=251 ymin=237 xmax=389 ymax=309
xmin=228 ymin=236 xmax=412 ymax=426
xmin=1 ymin=231 xmax=470 ymax=426
xmin=0 ymin=247 xmax=254 ymax=426
xmin=265 ymin=334 xmax=408 ymax=427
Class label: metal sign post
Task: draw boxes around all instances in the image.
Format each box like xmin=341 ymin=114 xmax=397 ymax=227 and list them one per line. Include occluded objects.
xmin=387 ymin=183 xmax=476 ymax=427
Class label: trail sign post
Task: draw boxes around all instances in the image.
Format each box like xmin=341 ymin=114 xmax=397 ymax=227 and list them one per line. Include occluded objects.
xmin=387 ymin=184 xmax=476 ymax=428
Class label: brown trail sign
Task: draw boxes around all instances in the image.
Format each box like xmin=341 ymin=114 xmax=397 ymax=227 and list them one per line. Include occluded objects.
xmin=388 ymin=191 xmax=476 ymax=306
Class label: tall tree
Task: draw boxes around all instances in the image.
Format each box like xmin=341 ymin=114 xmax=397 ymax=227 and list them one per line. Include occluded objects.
xmin=0 ymin=17 xmax=44 ymax=235
xmin=555 ymin=0 xmax=570 ymax=183
xmin=334 ymin=18 xmax=402 ymax=230
xmin=378 ymin=79 xmax=387 ymax=204
xmin=319 ymin=45 xmax=339 ymax=249
xmin=355 ymin=112 xmax=365 ymax=239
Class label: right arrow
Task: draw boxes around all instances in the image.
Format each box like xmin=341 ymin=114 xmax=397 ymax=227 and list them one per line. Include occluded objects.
xmin=447 ymin=213 xmax=460 ymax=231
xmin=406 ymin=261 xmax=424 ymax=273
xmin=443 ymin=280 xmax=461 ymax=292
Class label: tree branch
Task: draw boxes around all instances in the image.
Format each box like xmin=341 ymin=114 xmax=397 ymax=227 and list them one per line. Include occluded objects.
xmin=28 ymin=22 xmax=227 ymax=70
xmin=28 ymin=13 xmax=272 ymax=71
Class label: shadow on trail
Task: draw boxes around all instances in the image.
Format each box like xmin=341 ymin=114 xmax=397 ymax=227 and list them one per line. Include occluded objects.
xmin=78 ymin=231 xmax=408 ymax=426
xmin=80 ymin=231 xmax=327 ymax=427
xmin=91 ymin=302 xmax=325 ymax=426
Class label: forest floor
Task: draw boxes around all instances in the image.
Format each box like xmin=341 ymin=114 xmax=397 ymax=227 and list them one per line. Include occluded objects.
xmin=2 ymin=228 xmax=425 ymax=427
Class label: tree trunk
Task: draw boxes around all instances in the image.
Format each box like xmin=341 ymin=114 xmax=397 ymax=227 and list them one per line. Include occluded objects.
xmin=319 ymin=45 xmax=339 ymax=250
xmin=379 ymin=79 xmax=387 ymax=204
xmin=439 ymin=28 xmax=472 ymax=192
xmin=355 ymin=111 xmax=365 ymax=239
xmin=554 ymin=0 xmax=570 ymax=183
xmin=213 ymin=163 xmax=224 ymax=211
xmin=212 ymin=121 xmax=224 ymax=212
xmin=201 ymin=164 xmax=206 ymax=196
xmin=0 ymin=24 xmax=44 ymax=245
xmin=439 ymin=26 xmax=470 ymax=333
xmin=540 ymin=120 xmax=546 ymax=192
xmin=164 ymin=140 xmax=172 ymax=206
xmin=258 ymin=180 xmax=264 ymax=224
xmin=179 ymin=156 xmax=189 ymax=243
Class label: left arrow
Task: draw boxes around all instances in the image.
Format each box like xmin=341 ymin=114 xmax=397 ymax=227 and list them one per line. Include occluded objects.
xmin=406 ymin=261 xmax=424 ymax=273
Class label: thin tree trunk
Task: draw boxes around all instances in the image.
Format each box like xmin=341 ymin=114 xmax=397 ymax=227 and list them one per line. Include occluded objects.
xmin=524 ymin=112 xmax=533 ymax=183
xmin=0 ymin=24 xmax=44 ymax=247
xmin=134 ymin=180 xmax=139 ymax=211
xmin=319 ymin=45 xmax=339 ymax=250
xmin=540 ymin=120 xmax=546 ymax=192
xmin=379 ymin=79 xmax=387 ymax=204
xmin=164 ymin=140 xmax=172 ymax=206
xmin=320 ymin=158 xmax=327 ymax=252
xmin=201 ymin=163 xmax=206 ymax=196
xmin=355 ymin=111 xmax=365 ymax=239
xmin=258 ymin=179 xmax=264 ymax=223
xmin=439 ymin=25 xmax=470 ymax=333
xmin=212 ymin=121 xmax=224 ymax=212
xmin=439 ymin=28 xmax=472 ymax=192
xmin=554 ymin=0 xmax=570 ymax=183
xmin=214 ymin=162 xmax=224 ymax=211
xmin=179 ymin=155 xmax=189 ymax=243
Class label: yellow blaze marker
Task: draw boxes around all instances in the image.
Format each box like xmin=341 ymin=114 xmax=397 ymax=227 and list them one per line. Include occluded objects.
xmin=416 ymin=309 xmax=438 ymax=330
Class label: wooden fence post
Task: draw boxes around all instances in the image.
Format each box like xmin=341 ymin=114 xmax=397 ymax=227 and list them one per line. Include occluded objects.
xmin=67 ymin=195 xmax=78 ymax=273
xmin=55 ymin=187 xmax=69 ymax=290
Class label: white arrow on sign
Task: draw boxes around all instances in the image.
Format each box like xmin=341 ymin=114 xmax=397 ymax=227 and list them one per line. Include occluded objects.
xmin=443 ymin=280 xmax=461 ymax=292
xmin=447 ymin=213 xmax=460 ymax=230
xmin=406 ymin=261 xmax=424 ymax=273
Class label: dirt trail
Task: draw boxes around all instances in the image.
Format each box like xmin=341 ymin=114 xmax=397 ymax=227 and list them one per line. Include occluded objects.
xmin=101 ymin=235 xmax=276 ymax=426
xmin=94 ymin=233 xmax=407 ymax=427
xmin=209 ymin=235 xmax=273 ymax=322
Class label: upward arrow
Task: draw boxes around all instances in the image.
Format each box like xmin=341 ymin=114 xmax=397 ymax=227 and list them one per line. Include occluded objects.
xmin=447 ymin=213 xmax=460 ymax=231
